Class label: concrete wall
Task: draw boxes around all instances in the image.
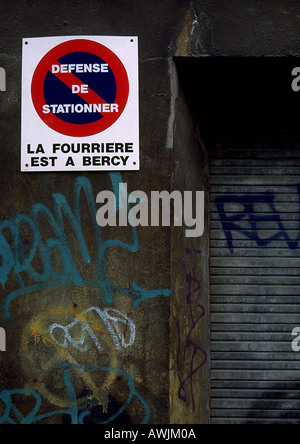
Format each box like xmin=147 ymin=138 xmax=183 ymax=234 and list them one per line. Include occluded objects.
xmin=0 ymin=0 xmax=300 ymax=424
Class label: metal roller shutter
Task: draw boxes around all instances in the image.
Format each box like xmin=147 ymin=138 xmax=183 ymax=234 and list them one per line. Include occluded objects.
xmin=210 ymin=139 xmax=300 ymax=424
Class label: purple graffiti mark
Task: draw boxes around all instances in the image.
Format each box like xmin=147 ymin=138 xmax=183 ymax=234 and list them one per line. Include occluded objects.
xmin=185 ymin=249 xmax=202 ymax=256
xmin=177 ymin=250 xmax=207 ymax=412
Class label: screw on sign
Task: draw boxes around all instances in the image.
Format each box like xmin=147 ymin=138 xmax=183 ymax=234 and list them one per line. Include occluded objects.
xmin=31 ymin=39 xmax=129 ymax=137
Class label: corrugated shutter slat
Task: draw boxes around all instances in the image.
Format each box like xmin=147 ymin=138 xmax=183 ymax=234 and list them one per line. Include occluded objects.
xmin=210 ymin=145 xmax=300 ymax=424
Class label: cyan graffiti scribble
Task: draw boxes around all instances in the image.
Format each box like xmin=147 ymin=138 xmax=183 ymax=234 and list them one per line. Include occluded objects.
xmin=0 ymin=173 xmax=172 ymax=321
xmin=0 ymin=364 xmax=150 ymax=424
xmin=0 ymin=369 xmax=77 ymax=424
xmin=215 ymin=185 xmax=300 ymax=254
xmin=73 ymin=363 xmax=150 ymax=425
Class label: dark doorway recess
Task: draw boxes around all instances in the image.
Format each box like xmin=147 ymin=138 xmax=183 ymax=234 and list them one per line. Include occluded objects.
xmin=175 ymin=57 xmax=300 ymax=144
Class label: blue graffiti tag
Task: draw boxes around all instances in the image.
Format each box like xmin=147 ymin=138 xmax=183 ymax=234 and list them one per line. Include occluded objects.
xmin=0 ymin=173 xmax=172 ymax=321
xmin=214 ymin=185 xmax=300 ymax=254
xmin=0 ymin=369 xmax=77 ymax=424
xmin=0 ymin=364 xmax=150 ymax=424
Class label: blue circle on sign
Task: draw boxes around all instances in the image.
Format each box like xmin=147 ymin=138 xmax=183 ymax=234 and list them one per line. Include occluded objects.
xmin=43 ymin=52 xmax=117 ymax=125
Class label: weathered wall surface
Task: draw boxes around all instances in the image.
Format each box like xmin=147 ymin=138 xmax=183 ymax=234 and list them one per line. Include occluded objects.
xmin=0 ymin=0 xmax=300 ymax=425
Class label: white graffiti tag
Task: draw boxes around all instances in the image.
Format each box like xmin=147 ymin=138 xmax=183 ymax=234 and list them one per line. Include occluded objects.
xmin=49 ymin=307 xmax=136 ymax=352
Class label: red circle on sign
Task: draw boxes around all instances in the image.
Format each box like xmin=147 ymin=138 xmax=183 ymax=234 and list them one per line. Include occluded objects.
xmin=31 ymin=39 xmax=129 ymax=137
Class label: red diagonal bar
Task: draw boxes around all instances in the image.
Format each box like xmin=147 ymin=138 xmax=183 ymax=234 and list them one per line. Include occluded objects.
xmin=51 ymin=62 xmax=109 ymax=107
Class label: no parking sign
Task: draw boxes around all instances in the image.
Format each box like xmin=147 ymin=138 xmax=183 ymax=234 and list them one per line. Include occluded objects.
xmin=21 ymin=36 xmax=139 ymax=172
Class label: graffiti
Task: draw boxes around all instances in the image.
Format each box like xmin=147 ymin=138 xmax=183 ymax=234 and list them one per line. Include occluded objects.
xmin=0 ymin=172 xmax=171 ymax=424
xmin=0 ymin=364 xmax=150 ymax=424
xmin=177 ymin=250 xmax=207 ymax=412
xmin=22 ymin=304 xmax=117 ymax=414
xmin=0 ymin=172 xmax=172 ymax=321
xmin=214 ymin=185 xmax=300 ymax=254
xmin=49 ymin=306 xmax=136 ymax=352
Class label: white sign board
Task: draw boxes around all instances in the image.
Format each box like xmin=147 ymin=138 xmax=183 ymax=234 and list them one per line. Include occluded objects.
xmin=21 ymin=36 xmax=139 ymax=172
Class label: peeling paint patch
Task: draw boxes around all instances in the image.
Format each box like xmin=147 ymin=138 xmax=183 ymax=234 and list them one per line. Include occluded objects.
xmin=175 ymin=3 xmax=214 ymax=57
xmin=166 ymin=58 xmax=178 ymax=149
